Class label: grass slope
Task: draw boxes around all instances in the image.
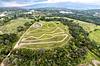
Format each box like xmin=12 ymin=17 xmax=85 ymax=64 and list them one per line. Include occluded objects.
xmin=74 ymin=20 xmax=100 ymax=44
xmin=15 ymin=21 xmax=70 ymax=49
xmin=89 ymin=30 xmax=100 ymax=43
xmin=0 ymin=18 xmax=33 ymax=33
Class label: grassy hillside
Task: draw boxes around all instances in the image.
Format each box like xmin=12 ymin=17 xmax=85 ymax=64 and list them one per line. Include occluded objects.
xmin=74 ymin=20 xmax=100 ymax=44
xmin=0 ymin=18 xmax=33 ymax=33
xmin=74 ymin=20 xmax=99 ymax=32
xmin=0 ymin=18 xmax=34 ymax=63
xmin=15 ymin=21 xmax=70 ymax=49
xmin=89 ymin=30 xmax=100 ymax=43
xmin=1 ymin=16 xmax=100 ymax=66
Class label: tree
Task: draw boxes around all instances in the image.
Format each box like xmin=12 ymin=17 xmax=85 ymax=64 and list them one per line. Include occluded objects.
xmin=17 ymin=26 xmax=24 ymax=32
xmin=24 ymin=22 xmax=32 ymax=28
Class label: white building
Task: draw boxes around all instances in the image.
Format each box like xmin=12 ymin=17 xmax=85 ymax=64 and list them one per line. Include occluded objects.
xmin=59 ymin=11 xmax=73 ymax=14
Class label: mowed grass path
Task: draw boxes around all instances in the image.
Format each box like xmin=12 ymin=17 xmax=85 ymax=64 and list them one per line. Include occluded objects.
xmin=15 ymin=21 xmax=70 ymax=49
xmin=0 ymin=18 xmax=33 ymax=33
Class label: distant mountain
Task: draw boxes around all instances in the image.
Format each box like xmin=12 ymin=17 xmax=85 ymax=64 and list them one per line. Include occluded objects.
xmin=23 ymin=2 xmax=100 ymax=9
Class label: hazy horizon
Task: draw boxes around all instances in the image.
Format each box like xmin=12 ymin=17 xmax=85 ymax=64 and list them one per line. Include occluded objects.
xmin=1 ymin=0 xmax=100 ymax=9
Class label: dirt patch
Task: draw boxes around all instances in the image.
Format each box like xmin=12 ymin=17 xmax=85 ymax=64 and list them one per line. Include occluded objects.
xmin=32 ymin=22 xmax=42 ymax=28
xmin=92 ymin=60 xmax=100 ymax=66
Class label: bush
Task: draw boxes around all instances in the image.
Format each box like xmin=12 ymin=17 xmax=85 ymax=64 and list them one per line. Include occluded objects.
xmin=17 ymin=26 xmax=25 ymax=32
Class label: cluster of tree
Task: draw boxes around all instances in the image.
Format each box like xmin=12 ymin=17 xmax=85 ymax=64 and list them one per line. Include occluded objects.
xmin=0 ymin=16 xmax=12 ymax=26
xmin=40 ymin=16 xmax=68 ymax=22
xmin=0 ymin=33 xmax=18 ymax=63
xmin=7 ymin=47 xmax=87 ymax=66
xmin=0 ymin=46 xmax=12 ymax=63
xmin=1 ymin=17 xmax=99 ymax=66
xmin=0 ymin=7 xmax=27 ymax=12
xmin=0 ymin=9 xmax=30 ymax=26
xmin=61 ymin=18 xmax=100 ymax=58
xmin=0 ymin=33 xmax=18 ymax=45
xmin=50 ymin=13 xmax=100 ymax=25
xmin=0 ymin=20 xmax=35 ymax=64
xmin=39 ymin=8 xmax=100 ymax=25
xmin=5 ymin=18 xmax=95 ymax=66
xmin=87 ymin=41 xmax=100 ymax=57
xmin=0 ymin=15 xmax=23 ymax=26
xmin=17 ymin=21 xmax=34 ymax=32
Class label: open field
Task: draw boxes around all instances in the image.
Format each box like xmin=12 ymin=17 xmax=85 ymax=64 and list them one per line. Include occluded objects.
xmin=14 ymin=21 xmax=70 ymax=49
xmin=74 ymin=20 xmax=100 ymax=32
xmin=89 ymin=30 xmax=100 ymax=43
xmin=74 ymin=20 xmax=100 ymax=44
xmin=0 ymin=18 xmax=33 ymax=33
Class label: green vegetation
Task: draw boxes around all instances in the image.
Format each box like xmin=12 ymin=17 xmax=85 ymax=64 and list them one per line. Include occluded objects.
xmin=0 ymin=17 xmax=35 ymax=64
xmin=74 ymin=20 xmax=100 ymax=32
xmin=2 ymin=17 xmax=99 ymax=66
xmin=16 ymin=21 xmax=69 ymax=49
xmin=89 ymin=30 xmax=100 ymax=43
xmin=0 ymin=33 xmax=18 ymax=63
xmin=74 ymin=20 xmax=100 ymax=44
xmin=0 ymin=8 xmax=100 ymax=66
xmin=0 ymin=18 xmax=33 ymax=33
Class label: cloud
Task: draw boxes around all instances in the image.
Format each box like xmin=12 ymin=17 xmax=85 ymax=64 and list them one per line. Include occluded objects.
xmin=47 ymin=0 xmax=100 ymax=4
xmin=0 ymin=0 xmax=100 ymax=7
xmin=0 ymin=0 xmax=45 ymax=7
xmin=1 ymin=2 xmax=33 ymax=7
xmin=0 ymin=0 xmax=14 ymax=2
xmin=0 ymin=0 xmax=49 ymax=7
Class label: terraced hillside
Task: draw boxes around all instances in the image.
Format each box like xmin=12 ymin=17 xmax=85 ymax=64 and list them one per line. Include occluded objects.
xmin=14 ymin=21 xmax=70 ymax=49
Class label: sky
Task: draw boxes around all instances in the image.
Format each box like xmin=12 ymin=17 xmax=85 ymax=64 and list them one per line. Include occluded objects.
xmin=0 ymin=0 xmax=100 ymax=7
